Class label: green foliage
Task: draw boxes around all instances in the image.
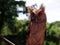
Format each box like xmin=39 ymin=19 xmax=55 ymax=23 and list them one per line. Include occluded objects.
xmin=1 ymin=23 xmax=12 ymax=35
xmin=0 ymin=0 xmax=16 ymax=34
xmin=0 ymin=0 xmax=26 ymax=34
xmin=0 ymin=19 xmax=60 ymax=45
xmin=45 ymin=21 xmax=60 ymax=45
xmin=0 ymin=0 xmax=60 ymax=44
xmin=14 ymin=19 xmax=29 ymax=34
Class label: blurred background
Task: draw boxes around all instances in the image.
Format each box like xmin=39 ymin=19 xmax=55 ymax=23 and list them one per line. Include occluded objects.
xmin=0 ymin=0 xmax=60 ymax=45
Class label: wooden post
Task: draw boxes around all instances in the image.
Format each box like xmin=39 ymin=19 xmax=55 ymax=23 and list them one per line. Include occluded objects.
xmin=26 ymin=5 xmax=46 ymax=45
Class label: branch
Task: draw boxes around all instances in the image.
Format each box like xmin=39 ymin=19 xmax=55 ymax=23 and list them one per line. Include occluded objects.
xmin=0 ymin=35 xmax=15 ymax=45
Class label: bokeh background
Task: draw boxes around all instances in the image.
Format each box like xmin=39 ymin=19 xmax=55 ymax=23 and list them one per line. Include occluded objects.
xmin=0 ymin=0 xmax=60 ymax=45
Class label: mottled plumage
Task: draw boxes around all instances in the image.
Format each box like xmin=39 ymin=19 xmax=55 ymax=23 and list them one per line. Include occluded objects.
xmin=26 ymin=5 xmax=46 ymax=45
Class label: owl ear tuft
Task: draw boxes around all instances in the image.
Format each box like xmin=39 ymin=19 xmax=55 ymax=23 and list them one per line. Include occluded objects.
xmin=27 ymin=6 xmax=34 ymax=13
